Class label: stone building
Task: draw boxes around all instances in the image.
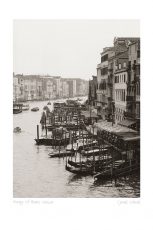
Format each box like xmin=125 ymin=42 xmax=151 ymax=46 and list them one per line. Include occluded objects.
xmin=13 ymin=73 xmax=21 ymax=102
xmin=114 ymin=51 xmax=129 ymax=123
xmin=96 ymin=47 xmax=114 ymax=120
xmin=124 ymin=39 xmax=140 ymax=131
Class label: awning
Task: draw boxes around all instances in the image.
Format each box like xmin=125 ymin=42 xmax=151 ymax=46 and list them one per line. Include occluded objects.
xmin=81 ymin=111 xmax=98 ymax=118
xmin=118 ymin=119 xmax=136 ymax=127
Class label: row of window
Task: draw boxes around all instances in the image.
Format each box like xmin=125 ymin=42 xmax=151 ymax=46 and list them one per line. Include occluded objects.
xmin=115 ymin=74 xmax=127 ymax=83
xmin=97 ymin=94 xmax=107 ymax=103
xmin=115 ymin=108 xmax=125 ymax=114
xmin=101 ymin=54 xmax=108 ymax=63
xmin=115 ymin=114 xmax=124 ymax=122
xmin=99 ymin=81 xmax=107 ymax=90
xmin=101 ymin=67 xmax=108 ymax=76
xmin=115 ymin=89 xmax=126 ymax=102
xmin=116 ymin=62 xmax=127 ymax=70
xmin=127 ymin=83 xmax=140 ymax=96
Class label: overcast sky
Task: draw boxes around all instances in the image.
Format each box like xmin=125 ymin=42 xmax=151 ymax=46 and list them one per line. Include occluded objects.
xmin=13 ymin=20 xmax=140 ymax=80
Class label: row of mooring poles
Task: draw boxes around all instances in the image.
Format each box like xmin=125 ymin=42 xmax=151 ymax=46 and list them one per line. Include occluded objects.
xmin=92 ymin=126 xmax=95 ymax=173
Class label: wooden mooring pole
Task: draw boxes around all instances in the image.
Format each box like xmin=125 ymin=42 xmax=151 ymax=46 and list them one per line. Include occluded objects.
xmin=37 ymin=125 xmax=39 ymax=141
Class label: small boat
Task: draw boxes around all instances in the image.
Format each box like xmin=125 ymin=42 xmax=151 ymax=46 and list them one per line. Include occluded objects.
xmin=65 ymin=165 xmax=95 ymax=176
xmin=22 ymin=104 xmax=30 ymax=111
xmin=31 ymin=107 xmax=39 ymax=112
xmin=13 ymin=103 xmax=23 ymax=114
xmin=66 ymin=139 xmax=98 ymax=152
xmin=48 ymin=150 xmax=75 ymax=158
xmin=47 ymin=101 xmax=51 ymax=105
xmin=13 ymin=127 xmax=21 ymax=133
xmin=81 ymin=148 xmax=109 ymax=156
xmin=35 ymin=137 xmax=70 ymax=146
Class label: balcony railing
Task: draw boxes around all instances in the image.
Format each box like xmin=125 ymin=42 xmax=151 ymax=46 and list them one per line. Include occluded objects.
xmin=136 ymin=95 xmax=140 ymax=101
xmin=108 ymin=97 xmax=112 ymax=102
xmin=124 ymin=111 xmax=136 ymax=119
xmin=126 ymin=96 xmax=135 ymax=102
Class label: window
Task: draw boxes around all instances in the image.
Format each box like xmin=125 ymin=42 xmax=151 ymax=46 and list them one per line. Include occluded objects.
xmin=124 ymin=74 xmax=126 ymax=82
xmin=137 ymin=50 xmax=140 ymax=58
xmin=123 ymin=62 xmax=126 ymax=68
xmin=119 ymin=64 xmax=121 ymax=69
xmin=101 ymin=54 xmax=108 ymax=63
xmin=101 ymin=67 xmax=108 ymax=76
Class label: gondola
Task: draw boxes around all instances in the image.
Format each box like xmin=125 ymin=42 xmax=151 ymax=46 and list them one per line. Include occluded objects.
xmin=65 ymin=165 xmax=94 ymax=176
xmin=48 ymin=150 xmax=74 ymax=158
xmin=34 ymin=137 xmax=70 ymax=146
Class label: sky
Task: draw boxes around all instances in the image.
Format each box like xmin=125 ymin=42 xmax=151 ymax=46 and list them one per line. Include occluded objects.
xmin=13 ymin=20 xmax=140 ymax=80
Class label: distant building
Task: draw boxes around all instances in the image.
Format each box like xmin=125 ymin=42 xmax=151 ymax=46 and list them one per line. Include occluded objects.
xmin=13 ymin=74 xmax=88 ymax=101
xmin=61 ymin=79 xmax=69 ymax=98
xmin=13 ymin=73 xmax=21 ymax=102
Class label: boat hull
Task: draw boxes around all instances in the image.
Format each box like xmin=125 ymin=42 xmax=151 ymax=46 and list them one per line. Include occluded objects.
xmin=35 ymin=138 xmax=70 ymax=146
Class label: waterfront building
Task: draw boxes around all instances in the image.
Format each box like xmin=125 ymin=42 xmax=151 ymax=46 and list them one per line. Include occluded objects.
xmin=13 ymin=74 xmax=88 ymax=101
xmin=36 ymin=77 xmax=43 ymax=100
xmin=96 ymin=47 xmax=114 ymax=120
xmin=113 ymin=37 xmax=140 ymax=127
xmin=61 ymin=80 xmax=69 ymax=98
xmin=124 ymin=39 xmax=140 ymax=131
xmin=42 ymin=76 xmax=54 ymax=100
xmin=13 ymin=73 xmax=21 ymax=102
xmin=54 ymin=76 xmax=61 ymax=98
xmin=114 ymin=51 xmax=129 ymax=123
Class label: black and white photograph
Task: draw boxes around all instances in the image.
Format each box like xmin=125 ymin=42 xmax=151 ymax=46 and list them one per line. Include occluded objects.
xmin=13 ymin=20 xmax=140 ymax=198
xmin=1 ymin=0 xmax=153 ymax=230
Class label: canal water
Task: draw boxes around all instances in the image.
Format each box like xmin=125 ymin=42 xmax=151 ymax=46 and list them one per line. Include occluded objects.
xmin=13 ymin=100 xmax=140 ymax=198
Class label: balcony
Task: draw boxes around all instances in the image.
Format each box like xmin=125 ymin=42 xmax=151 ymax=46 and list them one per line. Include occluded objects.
xmin=107 ymin=82 xmax=113 ymax=87
xmin=136 ymin=95 xmax=140 ymax=102
xmin=126 ymin=96 xmax=135 ymax=102
xmin=124 ymin=111 xmax=136 ymax=119
xmin=108 ymin=97 xmax=113 ymax=102
xmin=132 ymin=64 xmax=136 ymax=71
xmin=97 ymin=63 xmax=103 ymax=69
xmin=108 ymin=66 xmax=113 ymax=72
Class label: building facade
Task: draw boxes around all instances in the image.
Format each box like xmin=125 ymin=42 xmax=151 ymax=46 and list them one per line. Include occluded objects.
xmin=92 ymin=37 xmax=140 ymax=130
xmin=124 ymin=39 xmax=140 ymax=131
xmin=114 ymin=51 xmax=129 ymax=123
xmin=13 ymin=74 xmax=89 ymax=101
xmin=96 ymin=47 xmax=114 ymax=120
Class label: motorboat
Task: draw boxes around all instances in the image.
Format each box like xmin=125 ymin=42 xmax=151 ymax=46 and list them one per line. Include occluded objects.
xmin=22 ymin=103 xmax=30 ymax=111
xmin=13 ymin=127 xmax=21 ymax=133
xmin=31 ymin=107 xmax=39 ymax=112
